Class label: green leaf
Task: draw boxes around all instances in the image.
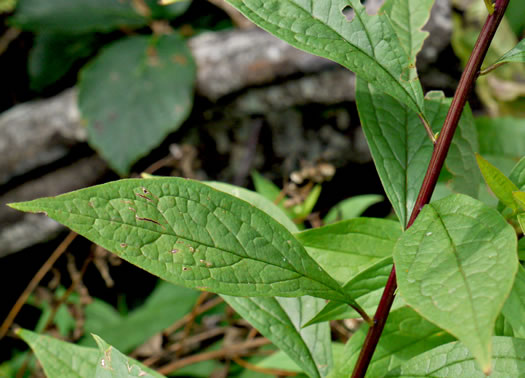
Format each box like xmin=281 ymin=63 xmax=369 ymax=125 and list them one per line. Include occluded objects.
xmin=17 ymin=329 xmax=99 ymax=377
xmin=518 ymin=213 xmax=525 ymax=234
xmin=380 ymin=0 xmax=434 ymax=63
xmin=513 ymin=191 xmax=525 ymax=211
xmin=328 ymin=307 xmax=455 ymax=378
xmin=79 ymin=34 xmax=195 ymax=175
xmin=293 ymin=184 xmax=322 ymax=220
xmin=476 ymin=117 xmax=525 ymax=175
xmin=304 ymin=257 xmax=405 ymax=326
xmin=509 ymin=157 xmax=525 ymax=189
xmin=476 ymin=153 xmax=520 ymax=211
xmin=223 ymin=295 xmax=332 ymax=378
xmin=224 ymin=0 xmax=425 ymax=115
xmin=9 ymin=178 xmax=356 ymax=304
xmin=356 ymin=81 xmax=479 ymax=227
xmin=93 ymin=334 xmax=163 ymax=377
xmin=29 ymin=32 xmax=97 ymax=91
xmin=10 ymin=0 xmax=147 ymax=33
xmin=323 ymin=194 xmax=383 ymax=224
xmin=394 ymin=194 xmax=518 ymax=373
xmin=386 ymin=337 xmax=525 ymax=377
xmin=493 ymin=39 xmax=525 ymax=66
xmin=502 ymin=265 xmax=525 ymax=339
xmin=505 ymin=1 xmax=525 ymax=36
xmin=81 ymin=281 xmax=199 ymax=353
xmin=295 ymin=218 xmax=401 ymax=283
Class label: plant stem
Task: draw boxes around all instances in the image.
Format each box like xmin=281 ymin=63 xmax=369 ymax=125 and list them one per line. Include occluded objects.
xmin=350 ymin=1 xmax=510 ymax=376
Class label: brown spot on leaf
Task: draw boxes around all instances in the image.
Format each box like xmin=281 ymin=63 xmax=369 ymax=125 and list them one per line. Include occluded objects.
xmin=135 ymin=216 xmax=166 ymax=230
xmin=171 ymin=54 xmax=187 ymax=65
xmin=120 ymin=243 xmax=128 ymax=247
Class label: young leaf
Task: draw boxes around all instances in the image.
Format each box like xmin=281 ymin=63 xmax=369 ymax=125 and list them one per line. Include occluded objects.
xmin=513 ymin=191 xmax=525 ymax=211
xmin=394 ymin=194 xmax=518 ymax=373
xmin=224 ymin=0 xmax=425 ymax=115
xmin=380 ymin=0 xmax=434 ymax=63
xmin=508 ymin=157 xmax=525 ymax=189
xmin=10 ymin=0 xmax=147 ymax=33
xmin=328 ymin=307 xmax=455 ymax=378
xmin=79 ymin=34 xmax=195 ymax=175
xmin=93 ymin=334 xmax=163 ymax=377
xmin=385 ymin=337 xmax=525 ymax=377
xmin=9 ymin=178 xmax=356 ymax=304
xmin=356 ymin=80 xmax=479 ymax=227
xmin=476 ymin=153 xmax=520 ymax=211
xmin=295 ymin=218 xmax=402 ymax=283
xmin=303 ymin=256 xmax=401 ymax=327
xmin=518 ymin=214 xmax=525 ymax=234
xmin=223 ymin=295 xmax=331 ymax=378
xmin=502 ymin=265 xmax=525 ymax=339
xmin=491 ymin=39 xmax=525 ymax=66
xmin=323 ymin=194 xmax=383 ymax=224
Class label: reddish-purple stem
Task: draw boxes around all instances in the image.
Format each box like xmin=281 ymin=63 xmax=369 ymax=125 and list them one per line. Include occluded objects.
xmin=351 ymin=1 xmax=510 ymax=376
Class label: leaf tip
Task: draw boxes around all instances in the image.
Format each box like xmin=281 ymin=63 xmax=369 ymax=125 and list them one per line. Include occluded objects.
xmin=7 ymin=201 xmax=47 ymax=216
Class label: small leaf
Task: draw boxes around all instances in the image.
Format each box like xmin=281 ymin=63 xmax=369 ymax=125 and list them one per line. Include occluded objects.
xmin=79 ymin=34 xmax=195 ymax=174
xmin=10 ymin=0 xmax=147 ymax=33
xmin=502 ymin=265 xmax=525 ymax=338
xmin=224 ymin=0 xmax=425 ymax=115
xmin=518 ymin=214 xmax=525 ymax=234
xmin=9 ymin=178 xmax=356 ymax=304
xmin=93 ymin=334 xmax=163 ymax=377
xmin=386 ymin=337 xmax=525 ymax=377
xmin=323 ymin=194 xmax=383 ymax=224
xmin=508 ymin=157 xmax=525 ymax=189
xmin=328 ymin=307 xmax=455 ymax=378
xmin=303 ymin=256 xmax=400 ymax=327
xmin=394 ymin=194 xmax=518 ymax=373
xmin=295 ymin=218 xmax=401 ymax=283
xmin=492 ymin=39 xmax=525 ymax=66
xmin=17 ymin=328 xmax=99 ymax=377
xmin=223 ymin=295 xmax=331 ymax=378
xmin=476 ymin=153 xmax=520 ymax=211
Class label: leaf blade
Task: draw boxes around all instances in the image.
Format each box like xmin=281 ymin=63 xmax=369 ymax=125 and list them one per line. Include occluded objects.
xmin=9 ymin=178 xmax=355 ymax=304
xmin=393 ymin=194 xmax=518 ymax=372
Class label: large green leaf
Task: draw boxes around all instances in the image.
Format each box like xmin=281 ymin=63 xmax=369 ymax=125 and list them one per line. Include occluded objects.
xmin=502 ymin=265 xmax=525 ymax=339
xmin=17 ymin=329 xmax=163 ymax=378
xmin=223 ymin=295 xmax=332 ymax=378
xmin=11 ymin=0 xmax=146 ymax=33
xmin=356 ymin=80 xmax=479 ymax=227
xmin=9 ymin=178 xmax=356 ymax=304
xmin=380 ymin=0 xmax=434 ymax=63
xmin=394 ymin=194 xmax=518 ymax=373
xmin=386 ymin=337 xmax=525 ymax=377
xmin=323 ymin=194 xmax=383 ymax=224
xmin=295 ymin=218 xmax=401 ymax=283
xmin=93 ymin=335 xmax=163 ymax=377
xmin=79 ymin=34 xmax=195 ymax=175
xmin=224 ymin=0 xmax=425 ymax=115
xmin=29 ymin=32 xmax=97 ymax=91
xmin=328 ymin=307 xmax=455 ymax=377
xmin=81 ymin=281 xmax=199 ymax=353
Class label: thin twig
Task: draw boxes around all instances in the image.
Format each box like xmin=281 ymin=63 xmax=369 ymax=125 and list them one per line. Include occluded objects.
xmin=0 ymin=232 xmax=77 ymax=340
xmin=351 ymin=1 xmax=510 ymax=376
xmin=156 ymin=337 xmax=271 ymax=375
xmin=0 ymin=27 xmax=21 ymax=56
xmin=163 ymin=296 xmax=224 ymax=336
